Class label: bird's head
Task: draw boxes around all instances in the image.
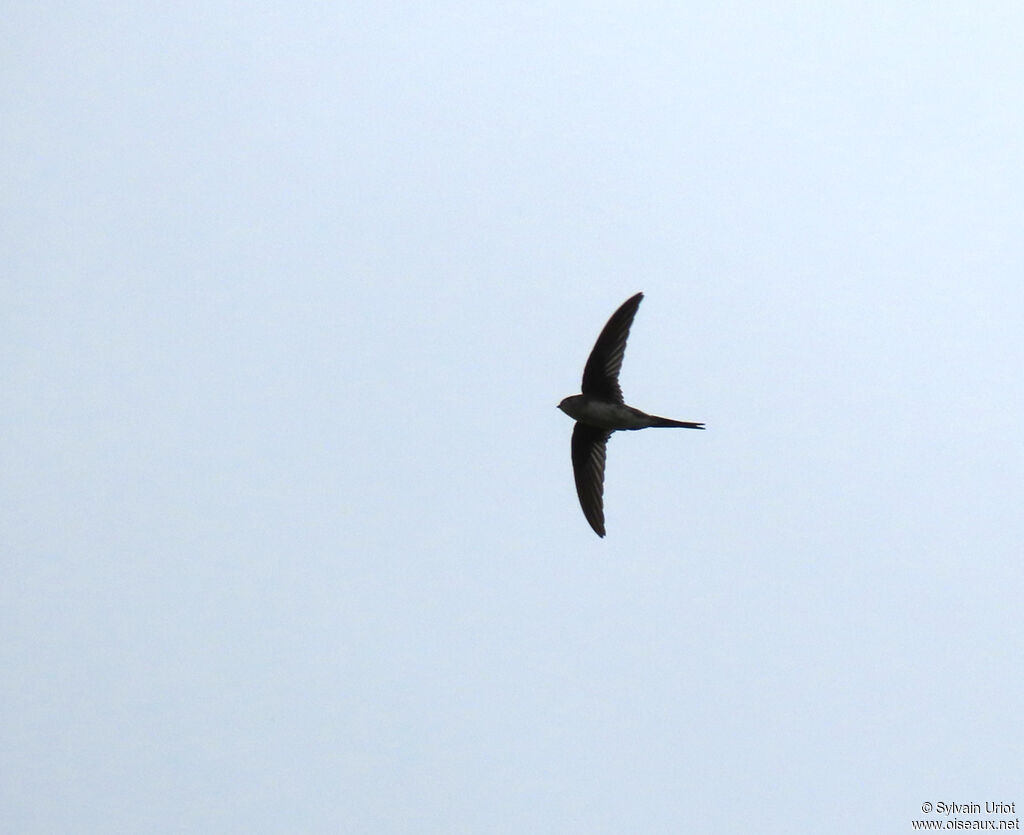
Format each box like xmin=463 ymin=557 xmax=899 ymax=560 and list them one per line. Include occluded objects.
xmin=557 ymin=394 xmax=583 ymax=418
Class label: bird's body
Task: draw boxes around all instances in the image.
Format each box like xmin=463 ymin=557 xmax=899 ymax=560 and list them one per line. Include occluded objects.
xmin=558 ymin=394 xmax=703 ymax=431
xmin=558 ymin=292 xmax=704 ymax=537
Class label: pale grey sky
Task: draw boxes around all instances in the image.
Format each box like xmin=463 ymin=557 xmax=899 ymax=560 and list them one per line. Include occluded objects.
xmin=3 ymin=3 xmax=1023 ymax=833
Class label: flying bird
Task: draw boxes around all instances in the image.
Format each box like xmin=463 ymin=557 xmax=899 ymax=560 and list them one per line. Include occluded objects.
xmin=558 ymin=292 xmax=704 ymax=537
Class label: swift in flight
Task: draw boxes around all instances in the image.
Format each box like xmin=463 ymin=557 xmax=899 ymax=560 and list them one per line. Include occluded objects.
xmin=558 ymin=292 xmax=704 ymax=537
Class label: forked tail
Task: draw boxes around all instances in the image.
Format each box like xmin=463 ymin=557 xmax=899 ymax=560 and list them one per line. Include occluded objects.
xmin=649 ymin=416 xmax=705 ymax=429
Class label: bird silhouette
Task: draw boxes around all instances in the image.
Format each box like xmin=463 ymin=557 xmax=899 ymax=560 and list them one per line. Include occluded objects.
xmin=558 ymin=292 xmax=704 ymax=536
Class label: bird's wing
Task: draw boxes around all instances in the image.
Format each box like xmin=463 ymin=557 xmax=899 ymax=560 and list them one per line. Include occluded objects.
xmin=571 ymin=422 xmax=612 ymax=537
xmin=580 ymin=292 xmax=643 ymax=403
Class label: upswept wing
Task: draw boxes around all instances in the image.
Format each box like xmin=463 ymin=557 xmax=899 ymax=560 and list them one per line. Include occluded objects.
xmin=580 ymin=292 xmax=643 ymax=403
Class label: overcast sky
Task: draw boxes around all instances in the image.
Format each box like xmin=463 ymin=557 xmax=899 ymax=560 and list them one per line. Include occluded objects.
xmin=3 ymin=3 xmax=1023 ymax=833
